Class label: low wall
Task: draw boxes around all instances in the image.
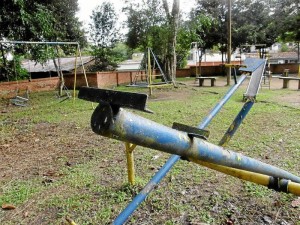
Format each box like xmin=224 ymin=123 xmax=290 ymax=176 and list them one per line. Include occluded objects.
xmin=0 ymin=77 xmax=59 ymax=98
xmin=189 ymin=65 xmax=225 ymax=76
xmin=64 ymin=72 xmax=98 ymax=88
xmin=1 ymin=63 xmax=298 ymax=98
xmin=270 ymin=63 xmax=298 ymax=74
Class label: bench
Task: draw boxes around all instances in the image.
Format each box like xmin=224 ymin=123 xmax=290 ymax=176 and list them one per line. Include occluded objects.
xmin=279 ymin=77 xmax=300 ymax=89
xmin=196 ymin=77 xmax=217 ymax=87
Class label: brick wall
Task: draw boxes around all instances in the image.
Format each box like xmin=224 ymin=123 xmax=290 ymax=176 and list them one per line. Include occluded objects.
xmin=176 ymin=69 xmax=192 ymax=77
xmin=64 ymin=71 xmax=148 ymax=89
xmin=1 ymin=63 xmax=298 ymax=98
xmin=0 ymin=77 xmax=59 ymax=98
xmin=64 ymin=72 xmax=98 ymax=88
xmin=189 ymin=65 xmax=224 ymax=76
xmin=269 ymin=63 xmax=298 ymax=74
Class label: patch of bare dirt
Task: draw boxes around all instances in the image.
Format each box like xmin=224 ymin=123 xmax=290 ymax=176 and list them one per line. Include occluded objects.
xmin=0 ymin=120 xmax=108 ymax=182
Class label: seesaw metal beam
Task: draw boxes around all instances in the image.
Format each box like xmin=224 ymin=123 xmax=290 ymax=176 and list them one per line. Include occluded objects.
xmin=79 ymin=74 xmax=248 ymax=224
xmin=90 ymin=104 xmax=300 ymax=183
xmin=78 ymin=58 xmax=300 ymax=225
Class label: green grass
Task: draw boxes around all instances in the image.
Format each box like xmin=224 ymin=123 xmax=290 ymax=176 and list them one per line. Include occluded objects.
xmin=1 ymin=82 xmax=299 ymax=224
xmin=0 ymin=179 xmax=43 ymax=206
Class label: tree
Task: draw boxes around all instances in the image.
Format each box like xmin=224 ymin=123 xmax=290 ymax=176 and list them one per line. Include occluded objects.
xmin=0 ymin=0 xmax=85 ymax=44
xmin=162 ymin=0 xmax=180 ymax=81
xmin=193 ymin=0 xmax=295 ymax=59
xmin=273 ymin=0 xmax=300 ymax=61
xmin=124 ymin=0 xmax=165 ymax=50
xmin=0 ymin=0 xmax=86 ymax=81
xmin=193 ymin=0 xmax=228 ymax=62
xmin=124 ymin=0 xmax=180 ymax=80
xmin=88 ymin=1 xmax=121 ymax=71
xmin=231 ymin=0 xmax=278 ymax=49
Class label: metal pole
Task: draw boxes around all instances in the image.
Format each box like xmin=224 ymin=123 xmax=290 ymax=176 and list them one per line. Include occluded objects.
xmin=77 ymin=44 xmax=89 ymax=87
xmin=112 ymin=74 xmax=248 ymax=224
xmin=73 ymin=45 xmax=79 ymax=101
xmin=148 ymin=48 xmax=153 ymax=95
xmin=219 ymin=100 xmax=254 ymax=147
xmin=125 ymin=143 xmax=136 ymax=185
xmin=227 ymin=0 xmax=232 ymax=85
xmin=191 ymin=160 xmax=300 ymax=196
xmin=197 ymin=74 xmax=247 ymax=128
xmin=91 ymin=106 xmax=300 ymax=183
xmin=113 ymin=155 xmax=179 ymax=225
xmin=298 ymin=41 xmax=300 ymax=77
xmin=0 ymin=41 xmax=79 ymax=45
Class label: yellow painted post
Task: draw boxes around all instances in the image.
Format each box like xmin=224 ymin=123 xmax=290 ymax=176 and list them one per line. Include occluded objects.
xmin=288 ymin=181 xmax=300 ymax=196
xmin=125 ymin=142 xmax=137 ymax=185
xmin=190 ymin=159 xmax=300 ymax=196
xmin=191 ymin=159 xmax=269 ymax=186
xmin=147 ymin=48 xmax=153 ymax=95
xmin=73 ymin=45 xmax=79 ymax=101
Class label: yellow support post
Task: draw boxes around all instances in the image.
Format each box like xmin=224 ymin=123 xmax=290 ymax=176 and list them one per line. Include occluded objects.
xmin=65 ymin=216 xmax=78 ymax=225
xmin=125 ymin=142 xmax=137 ymax=185
xmin=73 ymin=45 xmax=79 ymax=101
xmin=190 ymin=159 xmax=300 ymax=196
xmin=147 ymin=48 xmax=153 ymax=95
xmin=288 ymin=182 xmax=300 ymax=196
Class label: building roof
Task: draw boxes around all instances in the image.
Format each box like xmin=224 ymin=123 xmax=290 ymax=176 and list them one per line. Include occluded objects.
xmin=268 ymin=52 xmax=298 ymax=60
xmin=117 ymin=59 xmax=142 ymax=71
xmin=21 ymin=56 xmax=93 ymax=72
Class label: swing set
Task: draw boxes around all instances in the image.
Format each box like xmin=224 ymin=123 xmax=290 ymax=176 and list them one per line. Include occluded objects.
xmin=0 ymin=41 xmax=89 ymax=104
xmin=127 ymin=48 xmax=175 ymax=95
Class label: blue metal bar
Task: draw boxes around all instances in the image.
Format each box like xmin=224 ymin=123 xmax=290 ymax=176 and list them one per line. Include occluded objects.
xmin=113 ymin=75 xmax=248 ymax=224
xmin=198 ymin=74 xmax=247 ymax=128
xmin=219 ymin=100 xmax=254 ymax=147
xmin=113 ymin=155 xmax=178 ymax=225
xmin=95 ymin=107 xmax=300 ymax=183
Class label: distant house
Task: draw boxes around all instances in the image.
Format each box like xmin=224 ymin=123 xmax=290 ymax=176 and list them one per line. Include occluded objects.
xmin=268 ymin=52 xmax=298 ymax=64
xmin=117 ymin=53 xmax=143 ymax=71
xmin=117 ymin=59 xmax=142 ymax=71
xmin=21 ymin=56 xmax=94 ymax=79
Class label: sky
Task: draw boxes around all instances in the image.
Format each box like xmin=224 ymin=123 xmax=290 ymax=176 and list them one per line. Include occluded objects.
xmin=76 ymin=0 xmax=196 ymax=32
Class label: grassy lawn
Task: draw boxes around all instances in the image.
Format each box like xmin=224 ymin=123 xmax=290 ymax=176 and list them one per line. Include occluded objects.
xmin=0 ymin=77 xmax=299 ymax=224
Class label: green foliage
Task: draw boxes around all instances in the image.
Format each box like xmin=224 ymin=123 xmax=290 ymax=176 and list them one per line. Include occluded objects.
xmin=280 ymin=43 xmax=289 ymax=52
xmin=0 ymin=0 xmax=86 ymax=81
xmin=87 ymin=46 xmax=118 ymax=71
xmin=192 ymin=0 xmax=299 ymax=52
xmin=123 ymin=0 xmax=165 ymax=50
xmin=0 ymin=53 xmax=29 ymax=81
xmin=88 ymin=1 xmax=121 ymax=71
xmin=176 ymin=14 xmax=214 ymax=68
xmin=124 ymin=0 xmax=180 ymax=79
xmin=112 ymin=42 xmax=131 ymax=61
xmin=193 ymin=0 xmax=227 ymax=53
xmin=89 ymin=2 xmax=119 ymax=48
xmin=0 ymin=0 xmax=86 ymax=43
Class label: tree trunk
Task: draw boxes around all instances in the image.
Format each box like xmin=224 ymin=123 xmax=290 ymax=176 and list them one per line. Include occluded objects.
xmin=162 ymin=0 xmax=180 ymax=83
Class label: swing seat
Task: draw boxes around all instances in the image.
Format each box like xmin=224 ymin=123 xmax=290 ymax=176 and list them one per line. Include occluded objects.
xmin=10 ymin=87 xmax=29 ymax=107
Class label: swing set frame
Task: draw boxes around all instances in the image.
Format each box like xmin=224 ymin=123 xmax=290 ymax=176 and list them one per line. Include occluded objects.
xmin=0 ymin=40 xmax=89 ymax=101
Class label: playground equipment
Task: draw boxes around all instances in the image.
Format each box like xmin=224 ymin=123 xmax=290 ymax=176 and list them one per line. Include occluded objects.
xmin=9 ymin=87 xmax=29 ymax=107
xmin=78 ymin=58 xmax=300 ymax=224
xmin=0 ymin=41 xmax=89 ymax=100
xmin=127 ymin=48 xmax=174 ymax=95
